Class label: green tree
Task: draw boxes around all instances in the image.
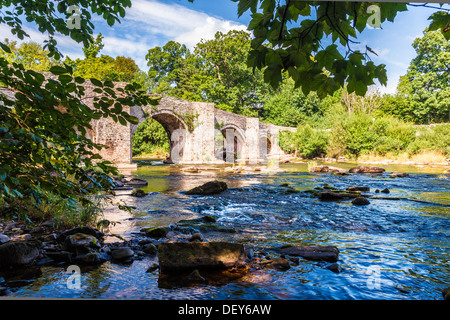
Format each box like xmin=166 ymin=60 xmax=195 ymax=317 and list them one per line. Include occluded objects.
xmin=148 ymin=30 xmax=272 ymax=115
xmin=0 ymin=0 xmax=158 ymax=218
xmin=146 ymin=40 xmax=189 ymax=93
xmin=132 ymin=119 xmax=169 ymax=157
xmin=397 ymin=30 xmax=450 ymax=124
xmin=261 ymin=78 xmax=321 ymax=127
xmin=65 ymin=34 xmax=142 ymax=83
xmin=0 ymin=39 xmax=60 ymax=71
xmin=193 ymin=30 xmax=271 ymax=115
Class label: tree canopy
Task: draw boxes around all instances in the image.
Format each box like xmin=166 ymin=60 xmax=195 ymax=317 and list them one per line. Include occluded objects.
xmin=397 ymin=30 xmax=450 ymax=124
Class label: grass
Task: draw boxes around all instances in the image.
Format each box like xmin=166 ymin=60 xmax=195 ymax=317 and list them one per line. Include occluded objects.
xmin=356 ymin=150 xmax=448 ymax=164
xmin=0 ymin=189 xmax=107 ymax=229
xmin=133 ymin=146 xmax=169 ymax=160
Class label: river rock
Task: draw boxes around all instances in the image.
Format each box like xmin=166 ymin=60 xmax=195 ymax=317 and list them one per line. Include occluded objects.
xmin=158 ymin=241 xmax=246 ymax=273
xmin=143 ymin=244 xmax=158 ymax=255
xmin=309 ymin=166 xmax=347 ymax=174
xmin=381 ymin=188 xmax=390 ymax=194
xmin=185 ymin=180 xmax=228 ymax=195
xmin=0 ymin=233 xmax=10 ymax=244
xmin=349 ymin=166 xmax=385 ymax=173
xmin=143 ymin=226 xmax=169 ymax=239
xmin=62 ymin=233 xmax=101 ymax=255
xmin=346 ymin=186 xmax=370 ymax=192
xmin=318 ymin=191 xmax=360 ymax=201
xmin=126 ymin=178 xmax=148 ymax=187
xmin=390 ymin=172 xmax=409 ymax=178
xmin=268 ymin=258 xmax=291 ymax=271
xmin=189 ymin=233 xmax=204 ymax=242
xmin=131 ymin=189 xmax=147 ymax=197
xmin=57 ymin=226 xmax=103 ymax=243
xmin=275 ymin=245 xmax=339 ymax=262
xmin=352 ymin=196 xmax=371 ymax=206
xmin=75 ymin=252 xmax=108 ymax=265
xmin=111 ymin=247 xmax=134 ymax=261
xmin=326 ymin=263 xmax=343 ymax=273
xmin=0 ymin=240 xmax=42 ymax=268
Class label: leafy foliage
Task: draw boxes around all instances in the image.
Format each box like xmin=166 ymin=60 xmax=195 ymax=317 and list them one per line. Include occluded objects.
xmin=147 ymin=30 xmax=272 ymax=115
xmin=397 ymin=30 xmax=450 ymax=124
xmin=0 ymin=0 xmax=158 ymax=219
xmin=132 ymin=118 xmax=169 ymax=157
xmin=230 ymin=1 xmax=449 ymax=97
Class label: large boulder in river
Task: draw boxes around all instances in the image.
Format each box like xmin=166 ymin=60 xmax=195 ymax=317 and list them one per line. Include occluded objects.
xmin=57 ymin=226 xmax=103 ymax=243
xmin=318 ymin=191 xmax=360 ymax=201
xmin=349 ymin=166 xmax=385 ymax=173
xmin=0 ymin=240 xmax=41 ymax=268
xmin=158 ymin=242 xmax=246 ymax=273
xmin=62 ymin=233 xmax=101 ymax=255
xmin=185 ymin=180 xmax=228 ymax=195
xmin=309 ymin=165 xmax=347 ymax=174
xmin=275 ymin=245 xmax=339 ymax=262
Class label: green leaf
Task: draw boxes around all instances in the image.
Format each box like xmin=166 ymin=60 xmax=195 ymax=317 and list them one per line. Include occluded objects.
xmin=237 ymin=0 xmax=259 ymax=17
xmin=50 ymin=65 xmax=68 ymax=75
xmin=90 ymin=78 xmax=103 ymax=87
xmin=0 ymin=42 xmax=11 ymax=53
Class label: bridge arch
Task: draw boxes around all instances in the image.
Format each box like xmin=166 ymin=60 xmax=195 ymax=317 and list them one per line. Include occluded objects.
xmin=132 ymin=110 xmax=190 ymax=164
xmin=215 ymin=123 xmax=246 ymax=162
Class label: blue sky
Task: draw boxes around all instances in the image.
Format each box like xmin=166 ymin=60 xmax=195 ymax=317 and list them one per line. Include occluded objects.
xmin=1 ymin=1 xmax=447 ymax=94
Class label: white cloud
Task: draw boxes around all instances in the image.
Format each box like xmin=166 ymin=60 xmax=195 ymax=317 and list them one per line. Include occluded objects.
xmin=126 ymin=0 xmax=248 ymax=49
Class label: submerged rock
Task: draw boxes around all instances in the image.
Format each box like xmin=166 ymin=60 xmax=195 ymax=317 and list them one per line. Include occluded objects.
xmin=158 ymin=241 xmax=246 ymax=273
xmin=349 ymin=166 xmax=385 ymax=173
xmin=326 ymin=263 xmax=343 ymax=273
xmin=390 ymin=172 xmax=409 ymax=178
xmin=75 ymin=252 xmax=108 ymax=265
xmin=185 ymin=180 xmax=228 ymax=195
xmin=268 ymin=258 xmax=291 ymax=271
xmin=275 ymin=245 xmax=339 ymax=262
xmin=131 ymin=189 xmax=147 ymax=197
xmin=111 ymin=247 xmax=134 ymax=261
xmin=175 ymin=217 xmax=236 ymax=234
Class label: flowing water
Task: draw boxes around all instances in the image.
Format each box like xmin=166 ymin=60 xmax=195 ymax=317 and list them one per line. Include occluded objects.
xmin=7 ymin=162 xmax=450 ymax=300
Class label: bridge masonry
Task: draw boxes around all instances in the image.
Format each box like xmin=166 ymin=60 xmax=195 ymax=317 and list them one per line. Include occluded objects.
xmin=90 ymin=94 xmax=295 ymax=168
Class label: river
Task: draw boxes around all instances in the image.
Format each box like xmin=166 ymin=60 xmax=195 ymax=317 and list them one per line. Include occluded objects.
xmin=7 ymin=161 xmax=450 ymax=300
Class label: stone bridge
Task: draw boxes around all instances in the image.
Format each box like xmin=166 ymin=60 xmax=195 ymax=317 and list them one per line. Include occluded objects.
xmin=90 ymin=94 xmax=295 ymax=167
xmin=1 ymin=78 xmax=295 ymax=168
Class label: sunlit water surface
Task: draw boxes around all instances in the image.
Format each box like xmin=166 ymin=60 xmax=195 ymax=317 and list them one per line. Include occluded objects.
xmin=8 ymin=162 xmax=450 ymax=300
